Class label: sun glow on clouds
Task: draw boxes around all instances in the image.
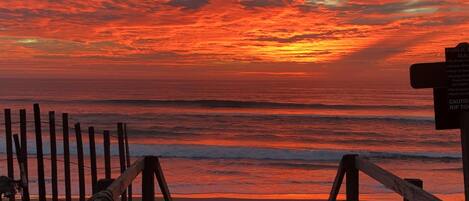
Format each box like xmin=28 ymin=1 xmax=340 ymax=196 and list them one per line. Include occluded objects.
xmin=0 ymin=0 xmax=468 ymax=80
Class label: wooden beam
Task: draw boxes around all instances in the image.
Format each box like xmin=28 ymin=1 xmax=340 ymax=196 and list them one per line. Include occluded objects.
xmin=19 ymin=109 xmax=30 ymax=201
xmin=118 ymin=123 xmax=127 ymax=201
xmin=410 ymin=62 xmax=446 ymax=89
xmin=4 ymin=109 xmax=14 ymax=201
xmin=356 ymin=157 xmax=441 ymax=201
xmin=124 ymin=124 xmax=133 ymax=201
xmin=345 ymin=155 xmax=358 ymax=201
xmin=104 ymin=130 xmax=112 ymax=179
xmin=33 ymin=104 xmax=46 ymax=201
xmin=154 ymin=157 xmax=172 ymax=201
xmin=142 ymin=157 xmax=156 ymax=201
xmin=13 ymin=134 xmax=28 ymax=201
xmin=62 ymin=113 xmax=72 ymax=201
xmin=328 ymin=158 xmax=346 ymax=201
xmin=49 ymin=111 xmax=58 ymax=201
xmin=75 ymin=123 xmax=86 ymax=201
xmin=89 ymin=127 xmax=98 ymax=194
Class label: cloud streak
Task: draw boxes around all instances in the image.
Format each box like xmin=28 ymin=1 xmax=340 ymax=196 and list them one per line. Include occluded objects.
xmin=0 ymin=0 xmax=467 ymax=80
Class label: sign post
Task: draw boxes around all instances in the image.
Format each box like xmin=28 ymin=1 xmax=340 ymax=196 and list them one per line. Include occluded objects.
xmin=410 ymin=42 xmax=469 ymax=200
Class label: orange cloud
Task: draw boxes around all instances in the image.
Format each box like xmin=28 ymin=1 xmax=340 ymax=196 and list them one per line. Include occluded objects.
xmin=0 ymin=0 xmax=467 ymax=80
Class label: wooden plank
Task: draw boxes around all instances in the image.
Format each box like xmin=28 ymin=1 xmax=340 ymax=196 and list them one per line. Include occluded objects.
xmin=124 ymin=124 xmax=133 ymax=201
xmin=49 ymin=111 xmax=58 ymax=201
xmin=89 ymin=158 xmax=145 ymax=201
xmin=75 ymin=123 xmax=86 ymax=201
xmin=62 ymin=113 xmax=72 ymax=201
xmin=142 ymin=157 xmax=156 ymax=201
xmin=328 ymin=158 xmax=346 ymax=201
xmin=104 ymin=130 xmax=112 ymax=179
xmin=154 ymin=157 xmax=172 ymax=201
xmin=19 ymin=109 xmax=30 ymax=201
xmin=33 ymin=104 xmax=46 ymax=201
xmin=410 ymin=62 xmax=446 ymax=89
xmin=118 ymin=123 xmax=128 ymax=201
xmin=13 ymin=134 xmax=29 ymax=201
xmin=89 ymin=127 xmax=98 ymax=194
xmin=4 ymin=109 xmax=15 ymax=201
xmin=356 ymin=157 xmax=441 ymax=201
xmin=345 ymin=155 xmax=358 ymax=201
xmin=460 ymin=112 xmax=469 ymax=201
xmin=404 ymin=179 xmax=423 ymax=201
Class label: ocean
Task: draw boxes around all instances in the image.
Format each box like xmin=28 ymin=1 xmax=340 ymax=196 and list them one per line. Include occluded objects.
xmin=0 ymin=78 xmax=463 ymax=200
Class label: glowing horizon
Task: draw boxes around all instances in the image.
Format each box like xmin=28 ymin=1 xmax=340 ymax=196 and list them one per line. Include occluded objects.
xmin=0 ymin=0 xmax=468 ymax=81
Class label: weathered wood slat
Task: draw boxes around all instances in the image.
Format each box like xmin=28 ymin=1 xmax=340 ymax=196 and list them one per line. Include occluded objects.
xmin=75 ymin=123 xmax=86 ymax=201
xmin=154 ymin=157 xmax=172 ymax=201
xmin=89 ymin=127 xmax=98 ymax=194
xmin=356 ymin=157 xmax=441 ymax=201
xmin=49 ymin=111 xmax=59 ymax=201
xmin=328 ymin=158 xmax=345 ymax=201
xmin=104 ymin=130 xmax=112 ymax=179
xmin=62 ymin=113 xmax=72 ymax=201
xmin=4 ymin=109 xmax=15 ymax=201
xmin=118 ymin=123 xmax=128 ymax=201
xmin=13 ymin=134 xmax=29 ymax=201
xmin=33 ymin=104 xmax=46 ymax=201
xmin=19 ymin=109 xmax=30 ymax=201
xmin=124 ymin=124 xmax=133 ymax=201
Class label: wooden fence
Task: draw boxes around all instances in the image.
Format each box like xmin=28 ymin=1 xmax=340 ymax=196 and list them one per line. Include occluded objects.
xmin=1 ymin=104 xmax=159 ymax=201
xmin=328 ymin=155 xmax=442 ymax=201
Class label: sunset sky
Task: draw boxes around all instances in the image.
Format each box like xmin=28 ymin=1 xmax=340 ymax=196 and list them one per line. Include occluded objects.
xmin=0 ymin=0 xmax=468 ymax=81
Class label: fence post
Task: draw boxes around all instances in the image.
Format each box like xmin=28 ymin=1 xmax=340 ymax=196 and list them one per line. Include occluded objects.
xmin=4 ymin=109 xmax=14 ymax=201
xmin=33 ymin=104 xmax=46 ymax=201
xmin=49 ymin=111 xmax=59 ymax=201
xmin=118 ymin=123 xmax=128 ymax=201
xmin=142 ymin=156 xmax=156 ymax=201
xmin=124 ymin=124 xmax=133 ymax=201
xmin=62 ymin=113 xmax=72 ymax=201
xmin=89 ymin=127 xmax=98 ymax=194
xmin=404 ymin=179 xmax=423 ymax=201
xmin=104 ymin=130 xmax=112 ymax=179
xmin=75 ymin=123 xmax=86 ymax=201
xmin=19 ymin=109 xmax=30 ymax=201
xmin=345 ymin=154 xmax=359 ymax=201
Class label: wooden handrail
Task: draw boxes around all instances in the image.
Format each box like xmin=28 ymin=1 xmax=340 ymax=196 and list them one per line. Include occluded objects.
xmin=89 ymin=156 xmax=172 ymax=201
xmin=328 ymin=155 xmax=442 ymax=201
xmin=90 ymin=158 xmax=145 ymax=201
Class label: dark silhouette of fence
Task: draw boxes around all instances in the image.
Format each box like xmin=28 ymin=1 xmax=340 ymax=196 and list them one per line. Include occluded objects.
xmin=2 ymin=104 xmax=171 ymax=201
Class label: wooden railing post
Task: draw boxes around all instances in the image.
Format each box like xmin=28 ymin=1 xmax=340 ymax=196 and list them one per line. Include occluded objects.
xmin=345 ymin=154 xmax=359 ymax=201
xmin=404 ymin=179 xmax=423 ymax=201
xmin=142 ymin=156 xmax=156 ymax=201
